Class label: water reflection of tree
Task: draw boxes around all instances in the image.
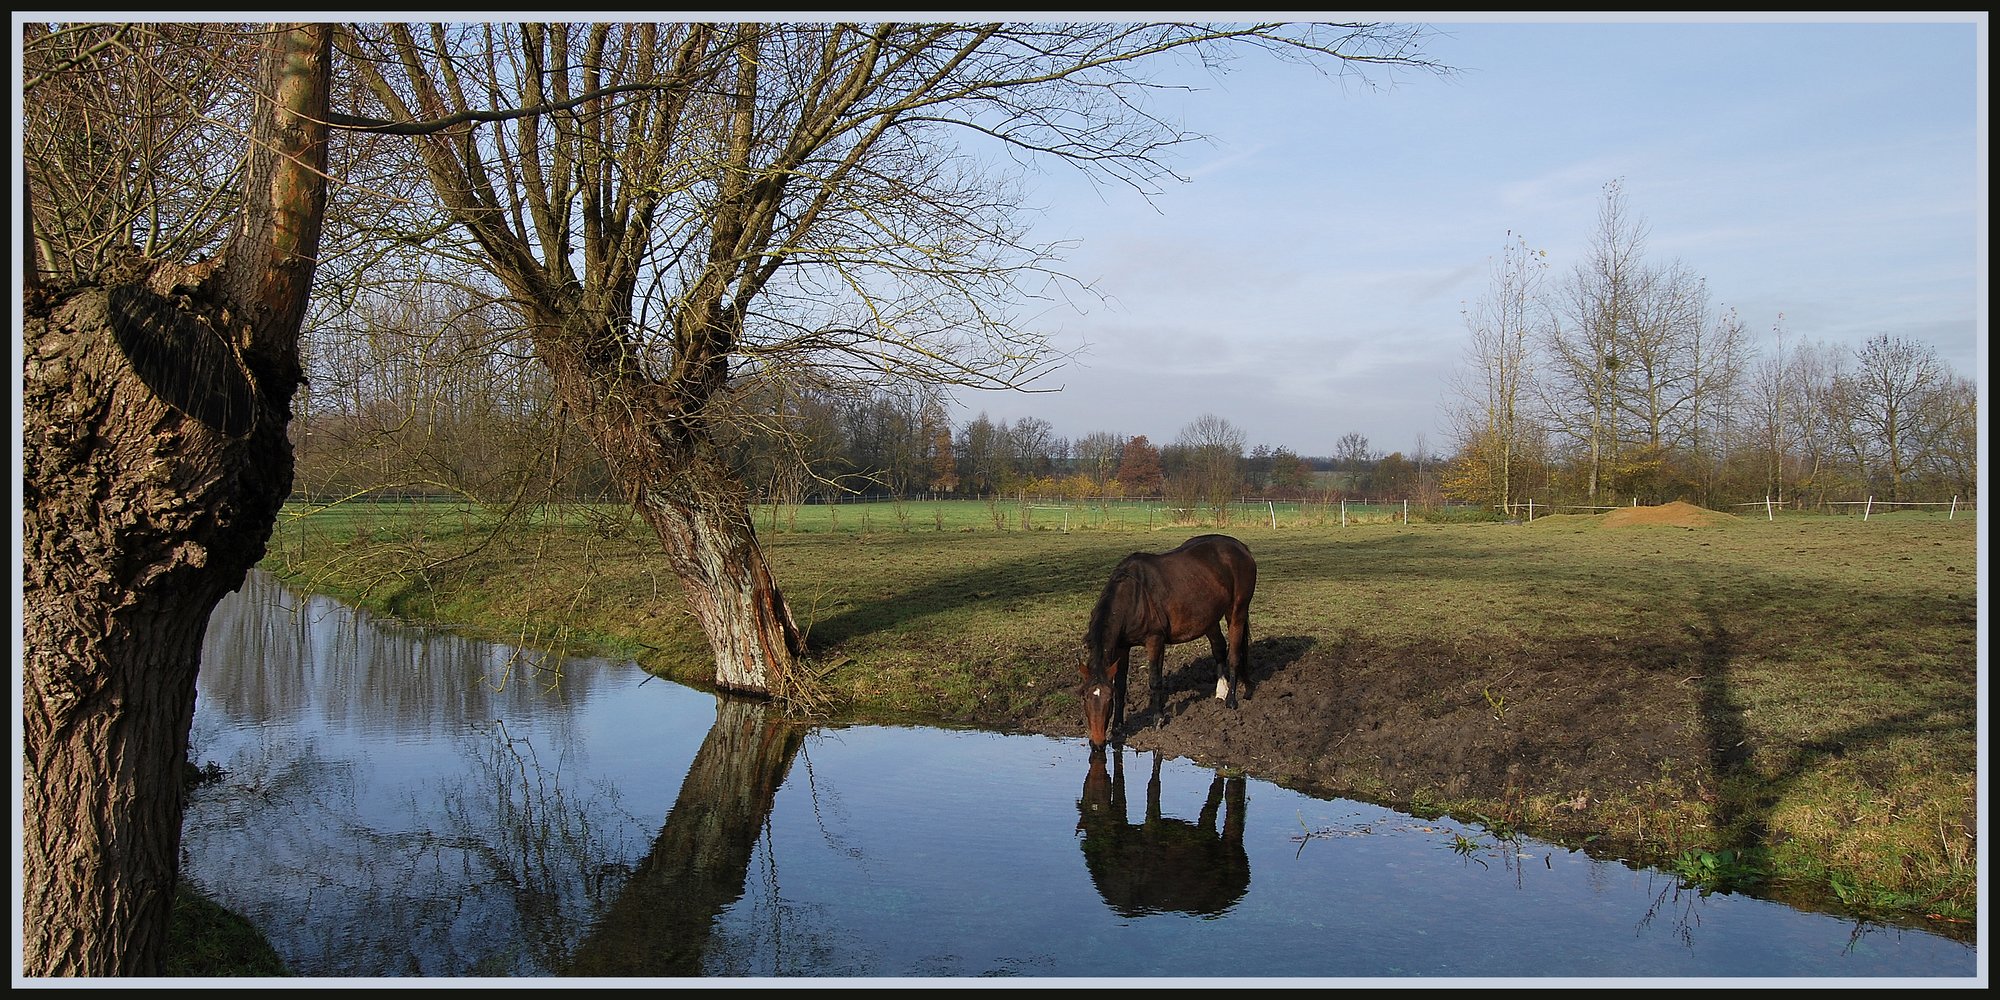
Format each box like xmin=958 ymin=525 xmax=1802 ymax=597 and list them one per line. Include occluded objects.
xmin=566 ymin=696 xmax=805 ymax=976
xmin=1075 ymin=748 xmax=1249 ymax=918
xmin=1637 ymin=873 xmax=1707 ymax=951
xmin=200 ymin=570 xmax=621 ymax=736
xmin=432 ymin=718 xmax=647 ymax=975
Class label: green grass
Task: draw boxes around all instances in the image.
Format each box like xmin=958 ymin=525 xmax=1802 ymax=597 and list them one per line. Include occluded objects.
xmin=259 ymin=497 xmax=1980 ymax=933
xmin=165 ymin=886 xmax=290 ymax=977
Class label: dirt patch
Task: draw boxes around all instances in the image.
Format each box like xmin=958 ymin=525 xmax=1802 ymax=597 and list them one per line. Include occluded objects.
xmin=984 ymin=628 xmax=1715 ymax=853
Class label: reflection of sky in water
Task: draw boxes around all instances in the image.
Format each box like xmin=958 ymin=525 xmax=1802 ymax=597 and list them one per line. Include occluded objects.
xmin=184 ymin=573 xmax=1977 ymax=980
xmin=713 ymin=729 xmax=1976 ymax=980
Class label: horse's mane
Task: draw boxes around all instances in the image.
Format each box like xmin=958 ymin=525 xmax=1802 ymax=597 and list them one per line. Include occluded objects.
xmin=1085 ymin=554 xmax=1153 ymax=658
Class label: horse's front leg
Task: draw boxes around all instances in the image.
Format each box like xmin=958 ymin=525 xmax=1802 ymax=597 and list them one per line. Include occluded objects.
xmin=1110 ymin=648 xmax=1131 ymax=745
xmin=1145 ymin=636 xmax=1168 ymax=728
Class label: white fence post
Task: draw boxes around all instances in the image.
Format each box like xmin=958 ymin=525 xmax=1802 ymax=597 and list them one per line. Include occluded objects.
xmin=1340 ymin=499 xmax=1347 ymax=527
xmin=1950 ymin=496 xmax=1958 ymax=519
xmin=1864 ymin=496 xmax=1873 ymax=521
xmin=1403 ymin=498 xmax=1409 ymax=525
xmin=1268 ymin=500 xmax=1277 ymax=529
xmin=1766 ymin=495 xmax=1774 ymax=521
xmin=1527 ymin=499 xmax=1535 ymax=522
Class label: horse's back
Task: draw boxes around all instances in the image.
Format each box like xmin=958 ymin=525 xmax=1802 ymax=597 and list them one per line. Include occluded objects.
xmin=1169 ymin=534 xmax=1255 ymax=600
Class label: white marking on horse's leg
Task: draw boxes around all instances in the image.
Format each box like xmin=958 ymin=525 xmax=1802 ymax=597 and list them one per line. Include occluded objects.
xmin=1215 ymin=676 xmax=1231 ymax=701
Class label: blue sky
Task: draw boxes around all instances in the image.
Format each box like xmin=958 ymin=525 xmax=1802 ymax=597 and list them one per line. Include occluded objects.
xmin=951 ymin=14 xmax=1987 ymax=459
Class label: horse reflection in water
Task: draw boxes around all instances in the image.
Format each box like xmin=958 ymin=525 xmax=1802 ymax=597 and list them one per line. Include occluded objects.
xmin=1075 ymin=748 xmax=1250 ymax=918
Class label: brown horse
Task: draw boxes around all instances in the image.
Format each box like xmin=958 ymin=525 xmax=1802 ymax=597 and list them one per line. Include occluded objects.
xmin=1079 ymin=533 xmax=1255 ymax=748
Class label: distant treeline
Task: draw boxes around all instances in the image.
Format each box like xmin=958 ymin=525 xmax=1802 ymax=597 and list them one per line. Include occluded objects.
xmin=291 ymin=271 xmax=1973 ymax=515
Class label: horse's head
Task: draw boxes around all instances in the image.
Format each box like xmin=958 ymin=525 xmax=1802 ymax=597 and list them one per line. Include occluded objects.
xmin=1078 ymin=656 xmax=1117 ymax=749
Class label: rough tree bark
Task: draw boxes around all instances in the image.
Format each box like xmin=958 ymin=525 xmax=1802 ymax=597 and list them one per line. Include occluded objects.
xmin=526 ymin=303 xmax=808 ymax=697
xmin=20 ymin=23 xmax=332 ymax=976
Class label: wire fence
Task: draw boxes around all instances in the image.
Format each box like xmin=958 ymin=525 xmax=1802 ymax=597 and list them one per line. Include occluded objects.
xmin=1727 ymin=496 xmax=1975 ymax=521
xmin=278 ymin=491 xmax=1975 ymax=543
xmin=1494 ymin=496 xmax=1976 ymax=522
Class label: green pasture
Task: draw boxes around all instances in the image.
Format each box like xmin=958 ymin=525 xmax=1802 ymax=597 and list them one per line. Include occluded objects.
xmin=276 ymin=494 xmax=1459 ymax=540
xmin=261 ymin=497 xmax=1980 ymax=932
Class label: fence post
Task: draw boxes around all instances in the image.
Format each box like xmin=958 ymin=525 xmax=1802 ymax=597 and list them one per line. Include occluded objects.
xmin=1403 ymin=498 xmax=1409 ymax=525
xmin=1340 ymin=499 xmax=1347 ymax=527
xmin=1950 ymin=495 xmax=1958 ymax=519
xmin=1268 ymin=500 xmax=1277 ymax=529
xmin=1766 ymin=495 xmax=1773 ymax=522
xmin=1527 ymin=499 xmax=1535 ymax=522
xmin=1864 ymin=496 xmax=1873 ymax=521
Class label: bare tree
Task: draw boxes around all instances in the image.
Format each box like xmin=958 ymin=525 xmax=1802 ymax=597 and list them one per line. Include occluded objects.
xmin=1681 ymin=304 xmax=1750 ymax=503
xmin=1332 ymin=431 xmax=1375 ymax=492
xmin=1915 ymin=374 xmax=1979 ymax=501
xmin=1745 ymin=315 xmax=1802 ymax=504
xmin=1543 ymin=179 xmax=1647 ymax=501
xmin=1449 ymin=231 xmax=1545 ymax=509
xmin=1786 ymin=339 xmax=1850 ymax=507
xmin=1006 ymin=415 xmax=1061 ymax=485
xmin=332 ymin=21 xmax=1446 ymax=697
xmin=1073 ymin=431 xmax=1126 ymax=493
xmin=1174 ymin=413 xmax=1247 ymax=519
xmin=1542 ymin=179 xmax=1748 ymax=503
xmin=21 ymin=23 xmax=334 ymax=975
xmin=1843 ymin=333 xmax=1950 ymax=501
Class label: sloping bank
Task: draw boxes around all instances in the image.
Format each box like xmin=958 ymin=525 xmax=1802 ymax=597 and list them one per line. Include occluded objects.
xmin=257 ymin=503 xmax=1979 ymax=943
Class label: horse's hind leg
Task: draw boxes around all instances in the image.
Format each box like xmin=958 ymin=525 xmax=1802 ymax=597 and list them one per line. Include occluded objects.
xmin=1227 ymin=604 xmax=1251 ymax=703
xmin=1206 ymin=623 xmax=1234 ymax=705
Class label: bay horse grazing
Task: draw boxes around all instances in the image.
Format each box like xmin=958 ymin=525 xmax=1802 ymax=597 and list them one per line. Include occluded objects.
xmin=1079 ymin=533 xmax=1255 ymax=749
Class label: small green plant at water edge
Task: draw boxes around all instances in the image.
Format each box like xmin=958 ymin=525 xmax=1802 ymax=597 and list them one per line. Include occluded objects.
xmin=1669 ymin=847 xmax=1767 ymax=896
xmin=1446 ymin=830 xmax=1491 ymax=869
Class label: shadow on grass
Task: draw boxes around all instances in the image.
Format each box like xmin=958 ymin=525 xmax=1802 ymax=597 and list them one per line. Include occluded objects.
xmin=797 ymin=536 xmax=1166 ymax=649
xmin=1686 ymin=603 xmax=1977 ymax=938
xmin=795 ymin=530 xmax=1497 ymax=653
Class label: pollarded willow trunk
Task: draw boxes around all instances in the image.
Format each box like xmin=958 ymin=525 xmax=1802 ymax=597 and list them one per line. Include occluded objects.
xmin=526 ymin=309 xmax=807 ymax=698
xmin=20 ymin=23 xmax=330 ymax=976
xmin=634 ymin=450 xmax=807 ymax=696
xmin=22 ymin=273 xmax=303 ymax=975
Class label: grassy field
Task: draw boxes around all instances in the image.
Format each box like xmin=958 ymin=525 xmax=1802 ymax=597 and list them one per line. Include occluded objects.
xmin=259 ymin=497 xmax=1982 ymax=932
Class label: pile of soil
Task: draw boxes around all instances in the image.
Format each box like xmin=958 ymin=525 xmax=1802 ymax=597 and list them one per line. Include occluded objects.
xmin=1596 ymin=500 xmax=1739 ymax=529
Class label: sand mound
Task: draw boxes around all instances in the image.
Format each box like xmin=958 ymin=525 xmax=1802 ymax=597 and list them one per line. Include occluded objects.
xmin=1599 ymin=500 xmax=1737 ymax=528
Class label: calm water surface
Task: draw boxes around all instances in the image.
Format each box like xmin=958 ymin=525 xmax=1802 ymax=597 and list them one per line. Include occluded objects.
xmin=183 ymin=572 xmax=1978 ymax=980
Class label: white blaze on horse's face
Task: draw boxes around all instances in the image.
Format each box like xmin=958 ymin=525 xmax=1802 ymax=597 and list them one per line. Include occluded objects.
xmin=1081 ymin=681 xmax=1115 ymax=748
